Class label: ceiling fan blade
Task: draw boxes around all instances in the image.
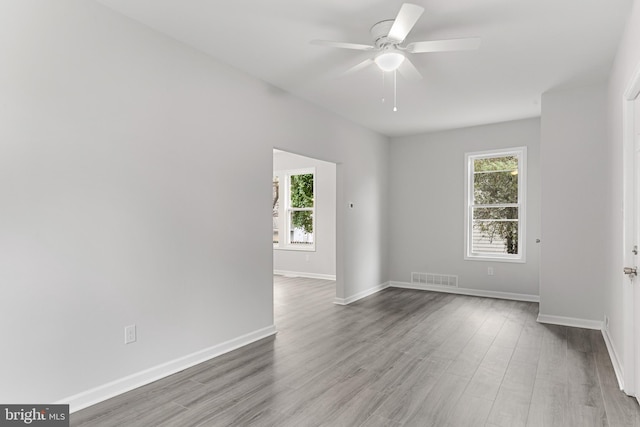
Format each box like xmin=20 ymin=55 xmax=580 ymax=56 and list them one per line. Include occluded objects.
xmin=341 ymin=58 xmax=374 ymax=76
xmin=388 ymin=3 xmax=425 ymax=43
xmin=310 ymin=40 xmax=375 ymax=51
xmin=406 ymin=37 xmax=481 ymax=53
xmin=398 ymin=58 xmax=423 ymax=82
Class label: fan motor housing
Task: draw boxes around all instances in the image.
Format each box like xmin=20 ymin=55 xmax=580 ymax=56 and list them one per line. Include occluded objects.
xmin=370 ymin=20 xmax=397 ymax=48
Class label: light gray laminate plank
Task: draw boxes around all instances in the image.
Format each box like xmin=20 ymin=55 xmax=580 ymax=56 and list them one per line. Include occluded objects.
xmin=567 ymin=326 xmax=594 ymax=353
xmin=464 ymin=344 xmax=514 ymax=401
xmin=599 ymin=385 xmax=640 ymax=427
xmin=193 ymin=406 xmax=284 ymax=427
xmin=526 ymin=324 xmax=569 ymax=427
xmin=70 ymin=377 xmax=203 ymax=426
xmin=104 ymin=401 xmax=189 ymax=427
xmin=444 ymin=394 xmax=494 ymax=427
xmin=317 ymin=387 xmax=390 ymax=427
xmin=510 ymin=306 xmax=543 ymax=366
xmin=492 ymin=316 xmax=525 ymax=349
xmin=527 ymin=378 xmax=566 ymax=427
xmin=511 ymin=325 xmax=543 ymax=366
xmin=564 ymin=398 xmax=608 ymax=427
xmin=181 ymin=372 xmax=300 ymax=427
xmin=404 ymin=296 xmax=493 ymax=363
xmin=486 ymin=359 xmax=537 ymax=427
xmin=364 ymin=350 xmax=427 ymax=393
xmin=445 ymin=332 xmax=494 ymax=379
xmin=534 ymin=324 xmax=568 ymax=381
xmin=402 ymin=372 xmax=470 ymax=426
xmin=360 ymin=414 xmax=403 ymax=427
xmin=592 ymin=331 xmax=623 ymax=389
xmin=367 ymin=358 xmax=447 ymax=424
xmin=272 ymin=367 xmax=381 ymax=427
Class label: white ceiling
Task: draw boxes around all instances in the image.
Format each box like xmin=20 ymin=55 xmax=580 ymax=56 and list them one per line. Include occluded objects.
xmin=97 ymin=0 xmax=632 ymax=137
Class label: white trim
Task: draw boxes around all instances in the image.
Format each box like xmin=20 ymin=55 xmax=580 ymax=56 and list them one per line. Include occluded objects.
xmin=536 ymin=314 xmax=602 ymax=330
xmin=274 ymin=270 xmax=336 ymax=281
xmin=58 ymin=325 xmax=277 ymax=413
xmin=389 ymin=281 xmax=539 ymax=302
xmin=624 ymin=61 xmax=640 ymax=101
xmin=603 ymin=327 xmax=626 ymax=391
xmin=334 ymin=282 xmax=390 ymax=305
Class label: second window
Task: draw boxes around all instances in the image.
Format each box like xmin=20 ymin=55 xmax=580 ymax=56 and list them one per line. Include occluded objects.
xmin=273 ymin=168 xmax=315 ymax=250
xmin=464 ymin=147 xmax=526 ymax=262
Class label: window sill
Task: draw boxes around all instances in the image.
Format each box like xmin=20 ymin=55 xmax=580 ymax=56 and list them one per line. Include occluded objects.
xmin=274 ymin=246 xmax=316 ymax=252
xmin=464 ymin=254 xmax=525 ymax=263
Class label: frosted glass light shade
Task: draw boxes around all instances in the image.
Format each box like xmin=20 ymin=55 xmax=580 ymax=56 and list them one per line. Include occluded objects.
xmin=374 ymin=51 xmax=405 ymax=72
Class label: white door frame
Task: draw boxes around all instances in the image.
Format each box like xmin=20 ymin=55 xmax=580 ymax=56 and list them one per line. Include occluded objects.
xmin=622 ymin=61 xmax=640 ymax=400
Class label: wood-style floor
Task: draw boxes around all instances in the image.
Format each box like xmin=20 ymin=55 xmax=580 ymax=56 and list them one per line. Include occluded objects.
xmin=72 ymin=276 xmax=640 ymax=426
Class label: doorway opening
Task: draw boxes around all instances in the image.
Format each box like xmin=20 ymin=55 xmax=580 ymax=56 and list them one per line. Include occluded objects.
xmin=272 ymin=149 xmax=337 ymax=316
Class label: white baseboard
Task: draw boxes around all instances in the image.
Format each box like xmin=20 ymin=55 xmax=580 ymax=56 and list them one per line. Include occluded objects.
xmin=58 ymin=325 xmax=277 ymax=413
xmin=334 ymin=282 xmax=390 ymax=305
xmin=536 ymin=314 xmax=603 ymax=330
xmin=389 ymin=281 xmax=540 ymax=302
xmin=274 ymin=270 xmax=336 ymax=281
xmin=602 ymin=327 xmax=625 ymax=390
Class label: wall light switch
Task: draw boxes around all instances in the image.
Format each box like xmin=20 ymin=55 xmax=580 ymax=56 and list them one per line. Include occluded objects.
xmin=487 ymin=267 xmax=494 ymax=276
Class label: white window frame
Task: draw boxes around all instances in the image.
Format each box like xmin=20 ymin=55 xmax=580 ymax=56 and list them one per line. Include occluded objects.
xmin=273 ymin=167 xmax=316 ymax=251
xmin=464 ymin=147 xmax=526 ymax=263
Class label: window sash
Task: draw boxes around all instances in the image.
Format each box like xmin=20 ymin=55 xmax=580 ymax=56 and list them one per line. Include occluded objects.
xmin=287 ymin=210 xmax=314 ymax=246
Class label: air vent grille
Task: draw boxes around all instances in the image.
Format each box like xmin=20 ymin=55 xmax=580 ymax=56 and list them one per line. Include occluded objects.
xmin=411 ymin=272 xmax=458 ymax=287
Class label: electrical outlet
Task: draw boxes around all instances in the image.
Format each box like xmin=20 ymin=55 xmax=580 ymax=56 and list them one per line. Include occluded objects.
xmin=604 ymin=315 xmax=609 ymax=331
xmin=124 ymin=324 xmax=137 ymax=344
xmin=487 ymin=267 xmax=494 ymax=276
xmin=305 ymin=254 xmax=310 ymax=262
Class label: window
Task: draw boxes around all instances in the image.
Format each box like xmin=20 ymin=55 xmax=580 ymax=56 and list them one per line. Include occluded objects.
xmin=464 ymin=147 xmax=526 ymax=262
xmin=272 ymin=176 xmax=280 ymax=246
xmin=273 ymin=168 xmax=315 ymax=250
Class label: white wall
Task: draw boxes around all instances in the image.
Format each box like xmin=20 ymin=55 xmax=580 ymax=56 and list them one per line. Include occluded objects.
xmin=0 ymin=0 xmax=389 ymax=407
xmin=389 ymin=118 xmax=541 ymax=298
xmin=539 ymin=83 xmax=608 ymax=325
xmin=273 ymin=151 xmax=336 ymax=278
xmin=605 ymin=0 xmax=640 ymax=389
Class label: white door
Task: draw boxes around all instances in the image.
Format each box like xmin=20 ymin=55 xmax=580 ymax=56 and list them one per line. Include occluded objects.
xmin=623 ymin=72 xmax=640 ymax=403
xmin=634 ymin=97 xmax=640 ymax=406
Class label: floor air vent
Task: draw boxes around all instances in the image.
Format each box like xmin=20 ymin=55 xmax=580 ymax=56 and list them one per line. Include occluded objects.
xmin=411 ymin=272 xmax=458 ymax=287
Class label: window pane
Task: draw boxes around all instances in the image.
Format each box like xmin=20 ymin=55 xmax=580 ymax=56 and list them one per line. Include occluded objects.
xmin=290 ymin=174 xmax=314 ymax=208
xmin=472 ymin=220 xmax=518 ymax=255
xmin=473 ymin=206 xmax=518 ymax=220
xmin=474 ymin=156 xmax=518 ymax=172
xmin=474 ymin=156 xmax=518 ymax=204
xmin=273 ymin=177 xmax=279 ymax=246
xmin=289 ymin=210 xmax=314 ymax=245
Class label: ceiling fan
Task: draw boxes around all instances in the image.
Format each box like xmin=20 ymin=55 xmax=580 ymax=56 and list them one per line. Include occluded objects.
xmin=311 ymin=3 xmax=480 ymax=82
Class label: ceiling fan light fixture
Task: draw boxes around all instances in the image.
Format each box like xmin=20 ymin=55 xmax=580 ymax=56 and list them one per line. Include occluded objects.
xmin=374 ymin=50 xmax=405 ymax=72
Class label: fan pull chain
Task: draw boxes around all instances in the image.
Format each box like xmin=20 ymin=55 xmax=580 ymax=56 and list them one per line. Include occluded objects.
xmin=393 ymin=69 xmax=398 ymax=112
xmin=381 ymin=71 xmax=385 ymax=103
